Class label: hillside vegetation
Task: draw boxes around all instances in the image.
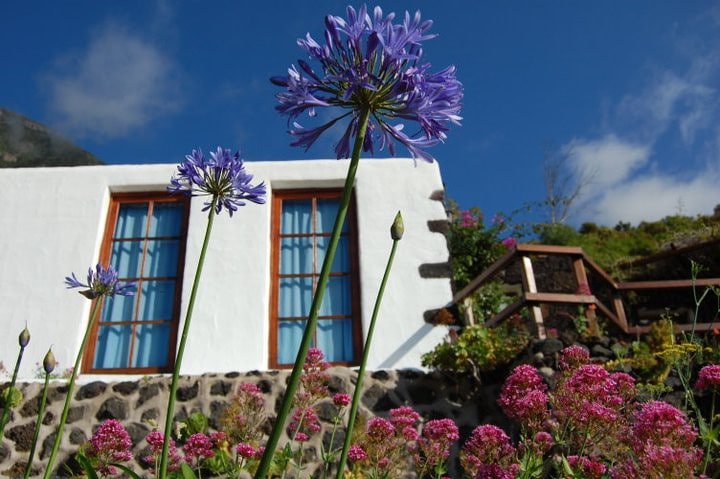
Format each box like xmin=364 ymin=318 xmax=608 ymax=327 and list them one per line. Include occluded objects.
xmin=0 ymin=108 xmax=102 ymax=168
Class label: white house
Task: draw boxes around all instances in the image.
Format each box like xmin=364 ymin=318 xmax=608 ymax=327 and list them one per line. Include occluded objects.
xmin=0 ymin=158 xmax=453 ymax=381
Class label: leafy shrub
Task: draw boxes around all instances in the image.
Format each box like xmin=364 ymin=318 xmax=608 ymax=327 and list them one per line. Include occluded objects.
xmin=421 ymin=315 xmax=531 ymax=378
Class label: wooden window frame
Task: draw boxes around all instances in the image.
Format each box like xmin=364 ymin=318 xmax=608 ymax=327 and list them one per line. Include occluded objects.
xmin=269 ymin=189 xmax=362 ymax=369
xmin=82 ymin=192 xmax=190 ymax=374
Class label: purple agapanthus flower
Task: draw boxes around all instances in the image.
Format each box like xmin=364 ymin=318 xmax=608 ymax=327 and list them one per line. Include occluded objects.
xmin=168 ymin=147 xmax=267 ymax=216
xmin=64 ymin=264 xmax=135 ymax=299
xmin=271 ymin=5 xmax=463 ymax=162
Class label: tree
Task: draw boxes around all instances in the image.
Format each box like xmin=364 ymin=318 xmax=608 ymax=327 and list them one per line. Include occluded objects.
xmin=542 ymin=144 xmax=594 ymax=224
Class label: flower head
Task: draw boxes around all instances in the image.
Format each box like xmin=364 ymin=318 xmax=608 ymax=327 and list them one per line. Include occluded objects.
xmin=460 ymin=425 xmax=516 ymax=479
xmin=168 ymin=147 xmax=266 ymax=216
xmin=333 ymin=392 xmax=351 ymax=407
xmin=272 ymin=5 xmax=463 ymax=162
xmin=696 ymin=364 xmax=720 ymax=391
xmin=65 ymin=264 xmax=135 ymax=299
xmin=183 ymin=433 xmax=215 ymax=466
xmin=498 ymin=364 xmax=549 ymax=431
xmin=86 ymin=420 xmax=133 ymax=476
xmin=144 ymin=431 xmax=182 ymax=472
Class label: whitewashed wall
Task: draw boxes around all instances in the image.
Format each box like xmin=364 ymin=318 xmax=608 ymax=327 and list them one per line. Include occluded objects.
xmin=0 ymin=158 xmax=452 ymax=381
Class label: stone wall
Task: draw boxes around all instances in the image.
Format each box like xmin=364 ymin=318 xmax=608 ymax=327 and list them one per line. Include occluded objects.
xmin=0 ymin=368 xmax=507 ymax=478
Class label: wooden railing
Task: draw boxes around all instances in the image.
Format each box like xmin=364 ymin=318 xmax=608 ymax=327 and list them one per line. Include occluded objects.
xmin=449 ymin=244 xmax=720 ymax=339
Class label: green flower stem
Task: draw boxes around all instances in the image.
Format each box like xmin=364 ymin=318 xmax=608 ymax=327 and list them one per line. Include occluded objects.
xmin=254 ymin=107 xmax=372 ymax=479
xmin=702 ymin=388 xmax=716 ymax=474
xmin=24 ymin=371 xmax=50 ymax=479
xmin=43 ymin=298 xmax=103 ymax=479
xmin=159 ymin=198 xmax=217 ymax=479
xmin=336 ymin=225 xmax=400 ymax=479
xmin=0 ymin=343 xmax=25 ymax=439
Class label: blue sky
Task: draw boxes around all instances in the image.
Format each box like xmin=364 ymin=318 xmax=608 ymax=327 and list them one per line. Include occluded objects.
xmin=2 ymin=1 xmax=719 ymax=227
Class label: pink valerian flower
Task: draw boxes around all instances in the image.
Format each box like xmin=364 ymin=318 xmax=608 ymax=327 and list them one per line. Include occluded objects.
xmin=613 ymin=401 xmax=703 ymax=478
xmin=183 ymin=433 xmax=215 ymax=467
xmin=333 ymin=393 xmax=351 ymax=407
xmin=414 ymin=419 xmax=459 ymax=477
xmin=236 ymin=442 xmax=257 ymax=459
xmin=696 ymin=364 xmax=720 ymax=391
xmin=553 ymin=364 xmax=630 ymax=454
xmin=460 ymin=425 xmax=517 ymax=479
xmin=296 ymin=347 xmax=330 ymax=407
xmin=474 ymin=464 xmax=519 ymax=479
xmin=219 ymin=382 xmax=266 ymax=445
xmin=85 ymin=419 xmax=133 ymax=476
xmin=367 ymin=417 xmax=396 ymax=439
xmin=557 ymin=345 xmax=590 ymax=372
xmin=389 ymin=406 xmax=420 ymax=440
xmin=348 ymin=444 xmax=368 ymax=462
xmin=498 ymin=364 xmax=549 ymax=431
xmin=501 ymin=237 xmax=517 ymax=249
xmin=288 ymin=406 xmax=322 ymax=440
xmin=144 ymin=431 xmax=182 ymax=472
xmin=567 ymin=455 xmax=606 ymax=479
xmin=531 ymin=431 xmax=554 ymax=455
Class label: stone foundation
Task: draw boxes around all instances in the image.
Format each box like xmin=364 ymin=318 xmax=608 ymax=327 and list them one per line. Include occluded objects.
xmin=1 ymin=368 xmax=507 ymax=478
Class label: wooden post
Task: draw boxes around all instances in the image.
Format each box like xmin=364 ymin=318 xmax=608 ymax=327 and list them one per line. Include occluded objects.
xmin=463 ymin=297 xmax=475 ymax=326
xmin=573 ymin=257 xmax=599 ymax=336
xmin=520 ymin=255 xmax=546 ymax=339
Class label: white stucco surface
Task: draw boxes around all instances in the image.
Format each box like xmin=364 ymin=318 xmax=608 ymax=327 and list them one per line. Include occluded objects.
xmin=0 ymin=158 xmax=452 ymax=381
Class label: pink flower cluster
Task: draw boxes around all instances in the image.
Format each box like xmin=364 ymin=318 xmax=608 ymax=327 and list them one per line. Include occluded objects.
xmin=389 ymin=406 xmax=420 ymax=441
xmin=298 ymin=347 xmax=330 ymax=406
xmin=611 ymin=401 xmax=702 ymax=478
xmin=497 ymin=364 xmax=549 ymax=431
xmin=567 ymin=455 xmax=606 ymax=479
xmin=414 ymin=419 xmax=459 ymax=476
xmin=459 ymin=210 xmax=477 ymax=228
xmin=289 ymin=405 xmax=322 ymax=442
xmin=85 ymin=419 xmax=133 ymax=476
xmin=696 ymin=364 xmax=720 ymax=391
xmin=184 ymin=432 xmax=215 ymax=467
xmin=460 ymin=425 xmax=518 ymax=479
xmin=557 ymin=345 xmax=589 ymax=372
xmin=501 ymin=237 xmax=517 ymax=249
xmin=144 ymin=430 xmax=182 ymax=473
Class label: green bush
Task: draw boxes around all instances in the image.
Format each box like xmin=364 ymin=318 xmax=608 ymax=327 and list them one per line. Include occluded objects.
xmin=421 ymin=316 xmax=530 ymax=377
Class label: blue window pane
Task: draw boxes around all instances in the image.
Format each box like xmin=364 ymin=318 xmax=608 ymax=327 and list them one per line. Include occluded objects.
xmin=140 ymin=280 xmax=175 ymax=320
xmin=115 ymin=204 xmax=148 ymax=238
xmin=317 ymin=236 xmax=349 ymax=273
xmin=133 ymin=323 xmax=170 ymax=368
xmin=278 ymin=320 xmax=306 ymax=364
xmin=317 ymin=199 xmax=347 ymax=233
xmin=102 ymin=294 xmax=136 ymax=322
xmin=280 ymin=237 xmax=313 ymax=274
xmin=111 ymin=240 xmax=143 ymax=278
xmin=281 ymin=200 xmax=312 ymax=234
xmin=94 ymin=325 xmax=131 ymax=369
xmin=320 ymin=276 xmax=351 ymax=317
xmin=144 ymin=240 xmax=179 ymax=277
xmin=279 ymin=277 xmax=313 ymax=318
xmin=317 ymin=319 xmax=353 ymax=362
xmin=149 ymin=203 xmax=183 ymax=237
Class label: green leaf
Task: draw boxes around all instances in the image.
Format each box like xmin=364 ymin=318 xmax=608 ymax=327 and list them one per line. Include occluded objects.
xmin=75 ymin=454 xmax=99 ymax=479
xmin=110 ymin=463 xmax=143 ymax=479
xmin=180 ymin=462 xmax=198 ymax=479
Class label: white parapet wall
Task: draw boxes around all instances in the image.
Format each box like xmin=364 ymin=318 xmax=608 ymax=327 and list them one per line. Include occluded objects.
xmin=0 ymin=158 xmax=453 ymax=380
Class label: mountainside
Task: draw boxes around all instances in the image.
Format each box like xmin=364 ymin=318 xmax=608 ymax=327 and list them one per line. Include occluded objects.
xmin=0 ymin=108 xmax=103 ymax=167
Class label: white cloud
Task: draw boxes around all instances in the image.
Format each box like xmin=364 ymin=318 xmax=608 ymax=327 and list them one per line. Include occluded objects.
xmin=45 ymin=24 xmax=180 ymax=138
xmin=564 ymin=135 xmax=650 ymax=194
xmin=583 ymin=172 xmax=720 ymax=225
xmin=560 ymin=7 xmax=720 ymax=227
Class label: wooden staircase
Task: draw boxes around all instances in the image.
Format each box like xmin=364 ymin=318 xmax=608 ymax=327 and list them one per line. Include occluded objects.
xmin=449 ymin=244 xmax=720 ymax=339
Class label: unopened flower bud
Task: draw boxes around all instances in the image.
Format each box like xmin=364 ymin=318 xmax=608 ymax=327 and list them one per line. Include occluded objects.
xmin=390 ymin=211 xmax=404 ymax=240
xmin=43 ymin=349 xmax=56 ymax=374
xmin=19 ymin=326 xmax=30 ymax=348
